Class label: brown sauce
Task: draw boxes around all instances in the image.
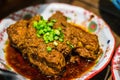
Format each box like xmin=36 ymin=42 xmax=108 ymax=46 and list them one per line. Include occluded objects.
xmin=5 ymin=43 xmax=96 ymax=80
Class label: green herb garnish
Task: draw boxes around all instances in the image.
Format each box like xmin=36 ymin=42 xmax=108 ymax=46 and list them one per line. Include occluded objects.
xmin=47 ymin=46 xmax=52 ymax=52
xmin=33 ymin=16 xmax=64 ymax=44
xmin=67 ymin=17 xmax=71 ymax=20
xmin=66 ymin=41 xmax=74 ymax=48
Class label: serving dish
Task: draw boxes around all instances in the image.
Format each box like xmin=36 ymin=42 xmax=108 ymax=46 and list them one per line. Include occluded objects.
xmin=112 ymin=46 xmax=120 ymax=80
xmin=0 ymin=3 xmax=115 ymax=80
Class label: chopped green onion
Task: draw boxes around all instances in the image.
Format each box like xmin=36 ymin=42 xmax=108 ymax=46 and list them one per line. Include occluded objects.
xmin=33 ymin=21 xmax=38 ymax=27
xmin=70 ymin=44 xmax=74 ymax=48
xmin=33 ymin=16 xmax=64 ymax=45
xmin=54 ymin=36 xmax=59 ymax=40
xmin=59 ymin=38 xmax=63 ymax=42
xmin=60 ymin=33 xmax=64 ymax=38
xmin=54 ymin=29 xmax=60 ymax=35
xmin=38 ymin=30 xmax=44 ymax=34
xmin=48 ymin=22 xmax=54 ymax=26
xmin=47 ymin=46 xmax=52 ymax=52
xmin=66 ymin=41 xmax=70 ymax=45
xmin=53 ymin=41 xmax=58 ymax=46
xmin=49 ymin=34 xmax=54 ymax=41
xmin=46 ymin=27 xmax=51 ymax=31
xmin=66 ymin=41 xmax=74 ymax=48
xmin=36 ymin=34 xmax=41 ymax=38
xmin=51 ymin=19 xmax=57 ymax=23
xmin=45 ymin=40 xmax=49 ymax=44
xmin=58 ymin=27 xmax=62 ymax=31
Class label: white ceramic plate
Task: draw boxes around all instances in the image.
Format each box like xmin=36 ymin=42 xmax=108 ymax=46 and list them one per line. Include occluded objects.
xmin=0 ymin=3 xmax=115 ymax=80
xmin=112 ymin=46 xmax=120 ymax=80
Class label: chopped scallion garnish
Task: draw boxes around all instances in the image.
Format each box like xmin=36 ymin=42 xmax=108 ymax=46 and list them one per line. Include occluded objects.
xmin=66 ymin=41 xmax=74 ymax=48
xmin=53 ymin=41 xmax=58 ymax=46
xmin=47 ymin=46 xmax=52 ymax=52
xmin=33 ymin=16 xmax=64 ymax=44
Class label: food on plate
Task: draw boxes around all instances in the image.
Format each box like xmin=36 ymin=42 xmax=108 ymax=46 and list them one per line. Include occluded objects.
xmin=6 ymin=11 xmax=102 ymax=79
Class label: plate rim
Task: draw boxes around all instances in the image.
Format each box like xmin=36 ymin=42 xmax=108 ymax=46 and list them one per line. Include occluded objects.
xmin=111 ymin=46 xmax=120 ymax=80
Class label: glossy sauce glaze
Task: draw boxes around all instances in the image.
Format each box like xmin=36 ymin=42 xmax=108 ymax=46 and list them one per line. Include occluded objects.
xmin=5 ymin=43 xmax=96 ymax=80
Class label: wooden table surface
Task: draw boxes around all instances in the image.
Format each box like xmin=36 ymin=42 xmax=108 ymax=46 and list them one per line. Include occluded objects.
xmin=0 ymin=0 xmax=120 ymax=80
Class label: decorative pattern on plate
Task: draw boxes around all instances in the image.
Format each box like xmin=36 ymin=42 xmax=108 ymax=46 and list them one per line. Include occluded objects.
xmin=112 ymin=46 xmax=120 ymax=80
xmin=0 ymin=19 xmax=15 ymax=70
xmin=88 ymin=21 xmax=97 ymax=32
xmin=0 ymin=3 xmax=115 ymax=80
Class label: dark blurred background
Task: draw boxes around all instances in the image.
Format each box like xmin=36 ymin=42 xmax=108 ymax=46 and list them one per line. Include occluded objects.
xmin=0 ymin=0 xmax=44 ymax=19
xmin=99 ymin=0 xmax=120 ymax=36
xmin=0 ymin=0 xmax=72 ymax=19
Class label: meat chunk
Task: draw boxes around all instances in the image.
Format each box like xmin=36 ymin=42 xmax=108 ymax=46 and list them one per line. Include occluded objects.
xmin=7 ymin=20 xmax=28 ymax=50
xmin=49 ymin=11 xmax=101 ymax=60
xmin=7 ymin=15 xmax=66 ymax=76
xmin=7 ymin=11 xmax=102 ymax=76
